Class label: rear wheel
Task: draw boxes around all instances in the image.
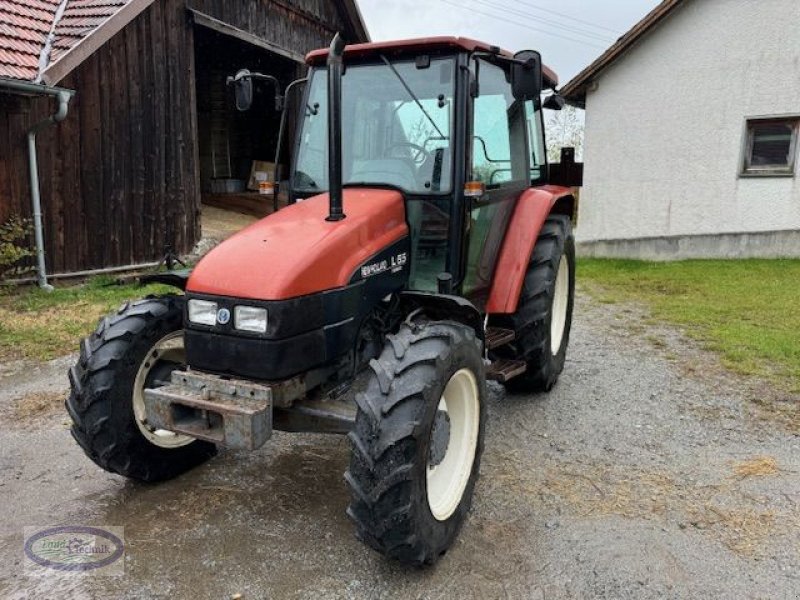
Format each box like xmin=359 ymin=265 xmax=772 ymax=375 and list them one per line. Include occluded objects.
xmin=67 ymin=296 xmax=217 ymax=482
xmin=494 ymin=214 xmax=575 ymax=393
xmin=345 ymin=320 xmax=486 ymax=566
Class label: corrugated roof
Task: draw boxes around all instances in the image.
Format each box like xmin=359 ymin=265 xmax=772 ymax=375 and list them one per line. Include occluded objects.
xmin=0 ymin=0 xmax=129 ymax=81
xmin=561 ymin=0 xmax=684 ymax=107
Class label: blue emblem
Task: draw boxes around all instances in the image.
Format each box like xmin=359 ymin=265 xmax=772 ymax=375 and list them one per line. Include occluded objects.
xmin=216 ymin=308 xmax=231 ymax=325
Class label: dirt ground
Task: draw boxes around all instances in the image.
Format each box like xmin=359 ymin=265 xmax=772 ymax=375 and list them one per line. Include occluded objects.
xmin=0 ymin=289 xmax=798 ymax=599
xmin=199 ymin=205 xmax=258 ymax=242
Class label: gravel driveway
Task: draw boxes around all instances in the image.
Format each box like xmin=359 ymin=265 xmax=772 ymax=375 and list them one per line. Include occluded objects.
xmin=1 ymin=290 xmax=798 ymax=599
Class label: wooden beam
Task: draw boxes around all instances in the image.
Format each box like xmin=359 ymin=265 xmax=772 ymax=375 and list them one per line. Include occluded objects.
xmin=336 ymin=0 xmax=370 ymax=42
xmin=188 ymin=9 xmax=305 ymax=64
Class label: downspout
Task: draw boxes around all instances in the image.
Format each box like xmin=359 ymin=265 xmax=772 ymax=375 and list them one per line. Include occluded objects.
xmin=0 ymin=79 xmax=76 ymax=291
xmin=28 ymin=90 xmax=73 ymax=291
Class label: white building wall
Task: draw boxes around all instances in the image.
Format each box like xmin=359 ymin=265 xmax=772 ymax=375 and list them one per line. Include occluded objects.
xmin=578 ymin=0 xmax=800 ymax=252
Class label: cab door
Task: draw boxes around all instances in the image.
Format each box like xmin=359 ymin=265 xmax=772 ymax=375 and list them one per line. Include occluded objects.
xmin=462 ymin=59 xmax=532 ymax=298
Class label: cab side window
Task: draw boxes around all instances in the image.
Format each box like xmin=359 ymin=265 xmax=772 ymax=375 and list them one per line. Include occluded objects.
xmin=526 ymin=100 xmax=547 ymax=182
xmin=471 ymin=60 xmax=527 ymax=187
xmin=463 ymin=59 xmax=529 ymax=295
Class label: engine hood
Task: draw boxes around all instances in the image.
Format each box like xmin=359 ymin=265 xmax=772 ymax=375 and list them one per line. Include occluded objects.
xmin=187 ymin=188 xmax=408 ymax=300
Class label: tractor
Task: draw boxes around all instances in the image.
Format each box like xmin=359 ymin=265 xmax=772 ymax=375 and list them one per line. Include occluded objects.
xmin=67 ymin=35 xmax=580 ymax=566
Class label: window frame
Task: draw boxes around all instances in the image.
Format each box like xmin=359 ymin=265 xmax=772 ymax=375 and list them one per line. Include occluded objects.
xmin=290 ymin=58 xmax=458 ymax=199
xmin=739 ymin=115 xmax=800 ymax=178
xmin=526 ymin=99 xmax=548 ymax=186
xmin=468 ymin=57 xmax=531 ymax=193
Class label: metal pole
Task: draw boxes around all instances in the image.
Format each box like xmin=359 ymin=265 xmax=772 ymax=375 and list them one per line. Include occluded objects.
xmin=26 ymin=129 xmax=51 ymax=291
xmin=25 ymin=90 xmax=73 ymax=291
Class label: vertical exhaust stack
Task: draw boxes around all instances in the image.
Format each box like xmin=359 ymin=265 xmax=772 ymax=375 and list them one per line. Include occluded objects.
xmin=326 ymin=33 xmax=346 ymax=222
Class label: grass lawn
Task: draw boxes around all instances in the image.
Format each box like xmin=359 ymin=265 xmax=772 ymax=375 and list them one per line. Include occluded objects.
xmin=2 ymin=260 xmax=799 ymax=394
xmin=0 ymin=277 xmax=170 ymax=362
xmin=580 ymin=259 xmax=800 ymax=392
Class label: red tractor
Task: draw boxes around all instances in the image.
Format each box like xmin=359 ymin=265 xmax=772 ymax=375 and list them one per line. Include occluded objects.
xmin=67 ymin=35 xmax=580 ymax=565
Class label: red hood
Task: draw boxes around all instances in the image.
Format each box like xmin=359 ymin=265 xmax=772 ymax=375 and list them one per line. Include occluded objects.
xmin=187 ymin=189 xmax=408 ymax=300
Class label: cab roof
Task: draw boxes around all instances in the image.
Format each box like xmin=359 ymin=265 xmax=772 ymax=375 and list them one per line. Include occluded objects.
xmin=306 ymin=36 xmax=558 ymax=89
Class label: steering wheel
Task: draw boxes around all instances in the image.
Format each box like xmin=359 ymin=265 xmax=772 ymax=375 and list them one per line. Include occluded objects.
xmin=384 ymin=142 xmax=431 ymax=166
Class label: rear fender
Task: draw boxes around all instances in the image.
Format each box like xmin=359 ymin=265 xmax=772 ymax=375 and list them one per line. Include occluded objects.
xmin=485 ymin=185 xmax=574 ymax=314
xmin=399 ymin=291 xmax=484 ymax=344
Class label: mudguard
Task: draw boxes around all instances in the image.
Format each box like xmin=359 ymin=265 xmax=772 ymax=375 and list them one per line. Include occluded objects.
xmin=485 ymin=185 xmax=574 ymax=314
xmin=399 ymin=291 xmax=484 ymax=343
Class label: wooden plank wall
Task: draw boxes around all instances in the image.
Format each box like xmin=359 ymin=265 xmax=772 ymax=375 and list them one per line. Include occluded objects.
xmin=187 ymin=0 xmax=354 ymax=53
xmin=0 ymin=0 xmax=357 ymax=274
xmin=0 ymin=0 xmax=199 ymax=273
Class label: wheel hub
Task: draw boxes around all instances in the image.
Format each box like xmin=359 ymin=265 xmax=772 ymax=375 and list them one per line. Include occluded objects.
xmin=426 ymin=368 xmax=480 ymax=522
xmin=428 ymin=408 xmax=451 ymax=467
xmin=550 ymin=254 xmax=569 ymax=355
xmin=132 ymin=331 xmax=195 ymax=449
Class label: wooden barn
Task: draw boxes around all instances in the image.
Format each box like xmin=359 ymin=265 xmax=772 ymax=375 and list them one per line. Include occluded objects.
xmin=0 ymin=0 xmax=368 ymax=284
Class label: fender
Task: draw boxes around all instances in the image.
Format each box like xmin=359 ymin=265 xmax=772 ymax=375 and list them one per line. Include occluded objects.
xmin=485 ymin=185 xmax=574 ymax=314
xmin=138 ymin=269 xmax=191 ymax=290
xmin=399 ymin=291 xmax=485 ymax=343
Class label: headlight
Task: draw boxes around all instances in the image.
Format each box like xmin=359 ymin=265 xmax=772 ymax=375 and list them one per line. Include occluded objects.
xmin=188 ymin=299 xmax=218 ymax=326
xmin=235 ymin=306 xmax=268 ymax=333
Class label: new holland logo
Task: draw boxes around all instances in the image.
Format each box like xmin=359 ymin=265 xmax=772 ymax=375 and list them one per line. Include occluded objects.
xmin=216 ymin=308 xmax=231 ymax=325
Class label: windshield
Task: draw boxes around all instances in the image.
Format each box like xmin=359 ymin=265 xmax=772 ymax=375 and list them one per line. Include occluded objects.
xmin=293 ymin=57 xmax=456 ymax=195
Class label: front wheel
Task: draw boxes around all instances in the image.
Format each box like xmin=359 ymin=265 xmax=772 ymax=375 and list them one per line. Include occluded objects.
xmin=67 ymin=296 xmax=217 ymax=482
xmin=345 ymin=320 xmax=486 ymax=566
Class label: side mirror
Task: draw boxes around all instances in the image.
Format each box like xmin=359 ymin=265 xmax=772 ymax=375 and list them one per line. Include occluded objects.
xmin=227 ymin=69 xmax=254 ymax=112
xmin=543 ymin=92 xmax=566 ymax=111
xmin=511 ymin=50 xmax=543 ymax=101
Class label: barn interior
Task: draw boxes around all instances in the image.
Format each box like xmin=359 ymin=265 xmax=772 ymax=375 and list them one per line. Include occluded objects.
xmin=193 ymin=26 xmax=301 ymax=216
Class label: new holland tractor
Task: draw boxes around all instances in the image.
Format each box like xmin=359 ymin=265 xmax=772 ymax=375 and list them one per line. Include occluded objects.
xmin=67 ymin=35 xmax=580 ymax=565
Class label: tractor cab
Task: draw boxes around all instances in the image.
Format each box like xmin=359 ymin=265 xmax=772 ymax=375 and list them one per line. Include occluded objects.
xmin=289 ymin=37 xmax=565 ymax=298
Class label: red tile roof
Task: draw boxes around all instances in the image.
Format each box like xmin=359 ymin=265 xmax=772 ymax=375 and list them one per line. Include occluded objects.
xmin=0 ymin=0 xmax=128 ymax=81
xmin=0 ymin=0 xmax=60 ymax=80
xmin=52 ymin=0 xmax=128 ymax=62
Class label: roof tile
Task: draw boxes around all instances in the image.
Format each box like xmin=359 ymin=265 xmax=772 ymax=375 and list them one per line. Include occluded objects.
xmin=0 ymin=0 xmax=129 ymax=81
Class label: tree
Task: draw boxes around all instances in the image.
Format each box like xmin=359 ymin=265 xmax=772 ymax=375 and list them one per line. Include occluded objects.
xmin=545 ymin=105 xmax=584 ymax=163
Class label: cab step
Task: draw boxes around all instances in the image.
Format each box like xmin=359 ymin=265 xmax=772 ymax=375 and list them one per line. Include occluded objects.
xmin=485 ymin=327 xmax=515 ymax=350
xmin=486 ymin=359 xmax=527 ymax=383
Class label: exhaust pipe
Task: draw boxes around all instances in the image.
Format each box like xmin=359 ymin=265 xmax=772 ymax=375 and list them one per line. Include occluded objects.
xmin=325 ymin=33 xmax=346 ymax=222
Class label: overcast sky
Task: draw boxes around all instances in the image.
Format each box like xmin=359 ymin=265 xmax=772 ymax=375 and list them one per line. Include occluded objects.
xmin=357 ymin=0 xmax=662 ymax=85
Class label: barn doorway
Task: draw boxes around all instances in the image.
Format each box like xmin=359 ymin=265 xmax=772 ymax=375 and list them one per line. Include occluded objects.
xmin=193 ymin=25 xmax=301 ymax=218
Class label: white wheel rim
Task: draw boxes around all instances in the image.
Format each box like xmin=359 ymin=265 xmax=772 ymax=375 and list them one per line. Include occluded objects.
xmin=132 ymin=331 xmax=194 ymax=448
xmin=550 ymin=254 xmax=569 ymax=355
xmin=426 ymin=368 xmax=480 ymax=522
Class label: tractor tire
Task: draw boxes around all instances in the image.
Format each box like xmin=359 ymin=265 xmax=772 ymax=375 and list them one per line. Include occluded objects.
xmin=345 ymin=320 xmax=486 ymax=566
xmin=66 ymin=295 xmax=216 ymax=482
xmin=494 ymin=214 xmax=575 ymax=393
